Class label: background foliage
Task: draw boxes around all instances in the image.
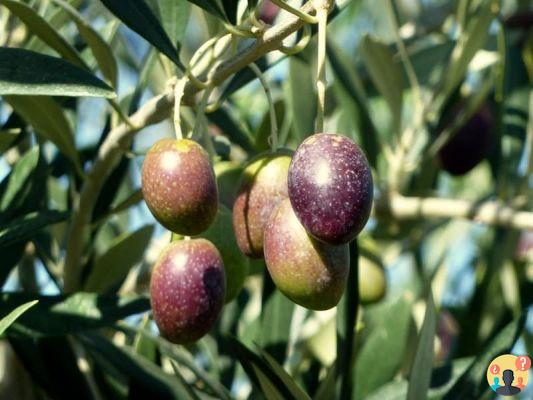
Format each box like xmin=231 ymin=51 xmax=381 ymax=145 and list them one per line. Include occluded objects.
xmin=0 ymin=0 xmax=531 ymax=399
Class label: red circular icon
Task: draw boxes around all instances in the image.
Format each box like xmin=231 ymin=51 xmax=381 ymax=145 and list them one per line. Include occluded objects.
xmin=490 ymin=364 xmax=500 ymax=374
xmin=515 ymin=355 xmax=531 ymax=371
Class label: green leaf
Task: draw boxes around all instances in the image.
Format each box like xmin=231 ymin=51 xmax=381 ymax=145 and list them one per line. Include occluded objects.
xmin=0 ymin=300 xmax=38 ymax=336
xmin=327 ymin=40 xmax=379 ymax=169
xmin=335 ymin=240 xmax=359 ymax=399
xmin=84 ymin=225 xmax=154 ymax=293
xmin=366 ymin=358 xmax=474 ymax=400
xmin=359 ymin=34 xmax=404 ymax=133
xmin=100 ymin=0 xmax=183 ymax=68
xmin=260 ymin=272 xmax=295 ymax=363
xmin=354 ymin=293 xmax=414 ymax=398
xmin=4 ymin=95 xmax=82 ymax=174
xmin=186 ymin=0 xmax=227 ymax=20
xmin=0 ymin=47 xmax=115 ymax=97
xmin=1 ymin=292 xmax=150 ymax=337
xmin=80 ymin=332 xmax=193 ymax=399
xmin=443 ymin=314 xmax=526 ymax=399
xmin=221 ymin=0 xmax=238 ymax=24
xmin=407 ymin=290 xmax=437 ymax=400
xmin=0 ymin=146 xmax=39 ymax=211
xmin=51 ymin=0 xmax=119 ymax=88
xmin=170 ymin=361 xmax=202 ymax=400
xmin=207 ymin=106 xmax=256 ymax=154
xmin=439 ymin=1 xmax=495 ymax=105
xmin=119 ymin=323 xmax=231 ymax=400
xmin=0 ymin=128 xmax=20 ymax=154
xmin=0 ymin=210 xmax=68 ymax=248
xmin=0 ymin=0 xmax=85 ymax=68
xmin=226 ymin=336 xmax=308 ymax=400
xmin=256 ymin=100 xmax=286 ymax=152
xmin=259 ymin=350 xmax=311 ymax=400
xmin=159 ymin=0 xmax=191 ymax=45
xmin=288 ymin=52 xmax=316 ymax=140
xmin=26 ymin=0 xmax=85 ymax=52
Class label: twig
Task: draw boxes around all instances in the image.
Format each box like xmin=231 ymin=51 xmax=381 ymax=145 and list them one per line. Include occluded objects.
xmin=375 ymin=193 xmax=533 ymax=230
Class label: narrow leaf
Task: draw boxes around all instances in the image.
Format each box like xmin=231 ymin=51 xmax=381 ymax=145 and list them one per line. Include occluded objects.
xmin=226 ymin=336 xmax=307 ymax=400
xmin=99 ymin=0 xmax=183 ymax=68
xmin=159 ymin=0 xmax=191 ymax=45
xmin=170 ymin=361 xmax=202 ymax=400
xmin=80 ymin=332 xmax=192 ymax=399
xmin=439 ymin=1 xmax=496 ymax=104
xmin=51 ymin=0 xmax=119 ymax=88
xmin=288 ymin=53 xmax=316 ymax=140
xmin=186 ymin=0 xmax=227 ymax=20
xmin=0 ymin=128 xmax=20 ymax=154
xmin=260 ymin=271 xmax=295 ymax=363
xmin=406 ymin=290 xmax=437 ymax=400
xmin=1 ymin=292 xmax=150 ymax=337
xmin=4 ymin=95 xmax=82 ymax=173
xmin=0 ymin=300 xmax=38 ymax=336
xmin=0 ymin=48 xmax=115 ymax=97
xmin=444 ymin=314 xmax=526 ymax=399
xmin=84 ymin=225 xmax=154 ymax=293
xmin=354 ymin=293 xmax=414 ymax=398
xmin=259 ymin=350 xmax=311 ymax=400
xmin=327 ymin=40 xmax=379 ymax=168
xmin=0 ymin=210 xmax=68 ymax=248
xmin=359 ymin=34 xmax=404 ymax=133
xmin=0 ymin=146 xmax=39 ymax=211
xmin=0 ymin=0 xmax=85 ymax=67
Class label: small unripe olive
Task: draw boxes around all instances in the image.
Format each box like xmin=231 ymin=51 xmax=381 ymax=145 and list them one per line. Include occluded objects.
xmin=150 ymin=239 xmax=225 ymax=344
xmin=359 ymin=257 xmax=387 ymax=305
xmin=232 ymin=152 xmax=291 ymax=258
xmin=288 ymin=133 xmax=373 ymax=245
xmin=142 ymin=138 xmax=218 ymax=235
xmin=264 ymin=198 xmax=349 ymax=310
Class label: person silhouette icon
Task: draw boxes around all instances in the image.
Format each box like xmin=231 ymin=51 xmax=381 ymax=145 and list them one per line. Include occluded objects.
xmin=496 ymin=369 xmax=521 ymax=396
xmin=516 ymin=377 xmax=525 ymax=390
xmin=491 ymin=376 xmax=501 ymax=392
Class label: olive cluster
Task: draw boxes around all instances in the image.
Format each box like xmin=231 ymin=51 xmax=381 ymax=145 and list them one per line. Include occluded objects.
xmin=142 ymin=132 xmax=375 ymax=344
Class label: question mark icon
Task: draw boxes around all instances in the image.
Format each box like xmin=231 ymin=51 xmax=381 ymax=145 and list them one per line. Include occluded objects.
xmin=515 ymin=355 xmax=531 ymax=371
xmin=491 ymin=364 xmax=500 ymax=374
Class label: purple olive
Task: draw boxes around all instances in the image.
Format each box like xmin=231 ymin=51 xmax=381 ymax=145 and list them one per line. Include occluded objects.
xmin=288 ymin=133 xmax=373 ymax=244
xmin=142 ymin=138 xmax=218 ymax=235
xmin=150 ymin=239 xmax=225 ymax=344
xmin=438 ymin=105 xmax=493 ymax=176
xmin=264 ymin=199 xmax=349 ymax=310
xmin=232 ymin=152 xmax=291 ymax=258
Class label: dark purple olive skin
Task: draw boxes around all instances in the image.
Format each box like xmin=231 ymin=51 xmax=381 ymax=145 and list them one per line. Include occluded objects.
xmin=150 ymin=239 xmax=225 ymax=344
xmin=264 ymin=199 xmax=349 ymax=310
xmin=142 ymin=138 xmax=218 ymax=235
xmin=288 ymin=133 xmax=373 ymax=244
xmin=438 ymin=106 xmax=493 ymax=176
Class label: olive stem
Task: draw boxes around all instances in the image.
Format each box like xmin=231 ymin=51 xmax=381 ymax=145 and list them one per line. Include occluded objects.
xmin=375 ymin=193 xmax=533 ymax=230
xmin=249 ymin=62 xmax=278 ymax=151
xmin=280 ymin=24 xmax=311 ymax=55
xmin=173 ymin=77 xmax=187 ymax=140
xmin=314 ymin=4 xmax=328 ymax=132
xmin=270 ymin=0 xmax=319 ymax=24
